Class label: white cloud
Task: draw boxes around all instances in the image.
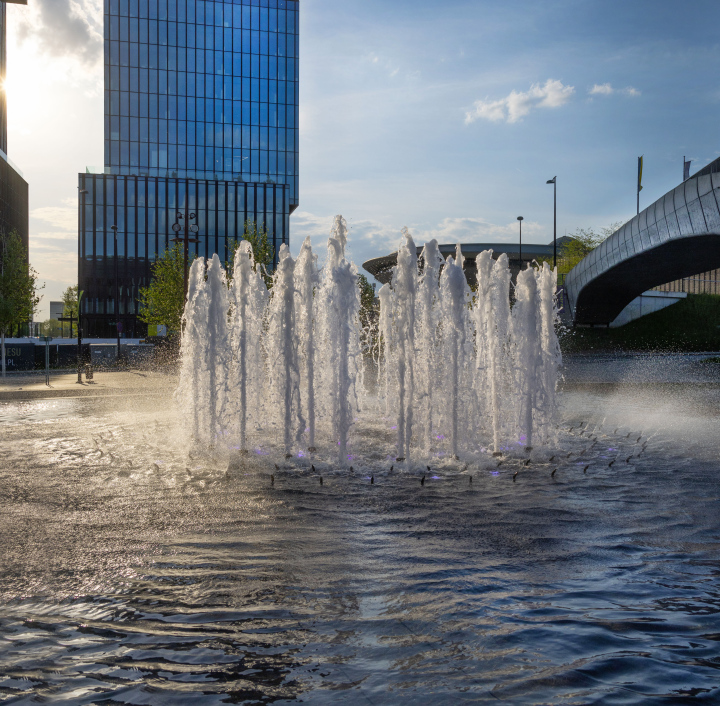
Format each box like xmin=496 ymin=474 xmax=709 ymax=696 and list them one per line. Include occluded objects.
xmin=588 ymin=83 xmax=641 ymax=97
xmin=29 ymin=248 xmax=77 ymax=287
xmin=415 ymin=217 xmax=543 ymax=243
xmin=32 ymin=231 xmax=78 ymax=242
xmin=290 ymin=212 xmax=545 ymax=282
xmin=465 ymin=79 xmax=575 ymax=124
xmin=31 ymin=204 xmax=77 ymax=232
xmin=465 ymin=78 xmax=575 ymax=125
xmin=16 ymin=0 xmax=102 ymax=68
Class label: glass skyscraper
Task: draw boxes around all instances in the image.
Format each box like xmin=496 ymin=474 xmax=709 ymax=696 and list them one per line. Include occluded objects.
xmin=79 ymin=0 xmax=299 ymax=337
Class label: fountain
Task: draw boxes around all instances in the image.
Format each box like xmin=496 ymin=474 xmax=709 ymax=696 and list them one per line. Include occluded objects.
xmin=6 ymin=218 xmax=720 ymax=705
xmin=177 ymin=216 xmax=561 ymax=467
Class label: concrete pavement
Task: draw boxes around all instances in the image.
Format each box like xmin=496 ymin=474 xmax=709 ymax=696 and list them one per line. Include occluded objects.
xmin=0 ymin=370 xmax=176 ymax=401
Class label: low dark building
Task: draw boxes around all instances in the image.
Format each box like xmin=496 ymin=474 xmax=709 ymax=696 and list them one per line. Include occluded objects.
xmin=0 ymin=151 xmax=28 ymax=245
xmin=79 ymin=174 xmax=289 ymax=338
xmin=0 ymin=1 xmax=29 ymax=253
xmin=363 ymin=242 xmax=557 ymax=288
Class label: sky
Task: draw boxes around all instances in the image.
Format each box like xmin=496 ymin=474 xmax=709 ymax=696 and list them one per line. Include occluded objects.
xmin=5 ymin=0 xmax=720 ymax=320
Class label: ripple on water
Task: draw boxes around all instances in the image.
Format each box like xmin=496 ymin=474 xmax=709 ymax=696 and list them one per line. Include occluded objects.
xmin=0 ymin=385 xmax=719 ymax=703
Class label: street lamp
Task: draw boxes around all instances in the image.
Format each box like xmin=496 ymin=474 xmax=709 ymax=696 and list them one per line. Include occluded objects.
xmin=110 ymin=225 xmax=121 ymax=364
xmin=517 ymin=216 xmax=524 ymax=268
xmin=546 ymin=176 xmax=557 ymax=269
xmin=171 ymin=210 xmax=200 ymax=299
xmin=77 ymin=187 xmax=88 ymax=383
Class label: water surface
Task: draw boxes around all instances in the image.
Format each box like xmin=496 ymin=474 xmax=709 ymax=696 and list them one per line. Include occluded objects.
xmin=0 ymin=364 xmax=718 ymax=704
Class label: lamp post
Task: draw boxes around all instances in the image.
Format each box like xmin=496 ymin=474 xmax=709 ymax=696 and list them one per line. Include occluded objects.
xmin=171 ymin=210 xmax=200 ymax=299
xmin=546 ymin=176 xmax=557 ymax=269
xmin=77 ymin=188 xmax=88 ymax=383
xmin=110 ymin=225 xmax=121 ymax=364
xmin=517 ymin=216 xmax=524 ymax=269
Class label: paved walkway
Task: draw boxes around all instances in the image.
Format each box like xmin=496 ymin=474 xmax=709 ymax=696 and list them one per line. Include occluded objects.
xmin=0 ymin=370 xmax=176 ymax=401
xmin=562 ymin=352 xmax=720 ymax=385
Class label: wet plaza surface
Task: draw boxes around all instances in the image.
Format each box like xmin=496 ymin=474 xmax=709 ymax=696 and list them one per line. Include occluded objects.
xmin=0 ymin=359 xmax=719 ymax=704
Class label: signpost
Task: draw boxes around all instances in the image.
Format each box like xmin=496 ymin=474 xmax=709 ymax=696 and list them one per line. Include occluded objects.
xmin=40 ymin=336 xmax=52 ymax=386
xmin=58 ymin=314 xmax=75 ymax=339
xmin=116 ymin=321 xmax=123 ymax=365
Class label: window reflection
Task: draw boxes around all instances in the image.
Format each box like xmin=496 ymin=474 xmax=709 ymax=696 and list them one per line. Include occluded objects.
xmin=82 ymin=0 xmax=298 ymax=336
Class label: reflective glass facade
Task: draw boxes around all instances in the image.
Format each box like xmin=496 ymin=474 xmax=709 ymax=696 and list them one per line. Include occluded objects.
xmin=79 ymin=174 xmax=287 ymax=336
xmin=79 ymin=0 xmax=299 ymax=338
xmin=104 ymin=0 xmax=299 ymax=206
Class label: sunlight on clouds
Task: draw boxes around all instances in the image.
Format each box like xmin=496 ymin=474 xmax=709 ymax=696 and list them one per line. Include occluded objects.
xmin=465 ymin=79 xmax=575 ymax=124
xmin=28 ymin=202 xmax=80 ymax=314
xmin=290 ymin=212 xmax=545 ymax=280
xmin=6 ymin=1 xmax=103 ymax=135
xmin=31 ymin=204 xmax=77 ymax=232
xmin=16 ymin=0 xmax=102 ymax=68
xmin=415 ymin=217 xmax=543 ymax=243
xmin=30 ymin=246 xmax=78 ymax=289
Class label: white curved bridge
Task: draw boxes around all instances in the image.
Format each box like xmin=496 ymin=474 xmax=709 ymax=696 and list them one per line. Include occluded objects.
xmin=566 ymin=171 xmax=720 ymax=325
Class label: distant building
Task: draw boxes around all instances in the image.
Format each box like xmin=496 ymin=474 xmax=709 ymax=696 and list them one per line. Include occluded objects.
xmin=363 ymin=241 xmax=558 ymax=287
xmin=79 ymin=0 xmax=300 ymax=337
xmin=0 ymin=1 xmax=29 ymax=252
xmin=49 ymin=301 xmax=64 ymax=320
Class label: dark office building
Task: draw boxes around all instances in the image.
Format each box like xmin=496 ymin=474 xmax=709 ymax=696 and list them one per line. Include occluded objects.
xmin=80 ymin=0 xmax=299 ymax=337
xmin=0 ymin=0 xmax=29 ymax=250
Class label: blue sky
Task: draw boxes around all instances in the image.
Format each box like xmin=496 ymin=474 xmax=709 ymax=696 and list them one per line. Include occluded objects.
xmin=6 ymin=0 xmax=720 ymax=318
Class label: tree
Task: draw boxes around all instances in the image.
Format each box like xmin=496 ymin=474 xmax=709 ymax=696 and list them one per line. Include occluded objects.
xmin=62 ymin=285 xmax=80 ymax=337
xmin=358 ymin=273 xmax=376 ymax=326
xmin=40 ymin=319 xmax=62 ymax=338
xmin=358 ymin=273 xmax=378 ymax=351
xmin=0 ymin=229 xmax=42 ymax=376
xmin=137 ymin=242 xmax=190 ymax=335
xmin=139 ymin=221 xmax=275 ymax=336
xmin=227 ymin=220 xmax=275 ymax=286
xmin=551 ymin=223 xmax=623 ymax=275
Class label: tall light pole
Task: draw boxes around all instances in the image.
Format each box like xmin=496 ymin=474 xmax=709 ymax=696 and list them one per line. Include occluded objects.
xmin=171 ymin=210 xmax=199 ymax=299
xmin=77 ymin=187 xmax=88 ymax=383
xmin=517 ymin=216 xmax=524 ymax=269
xmin=110 ymin=225 xmax=121 ymax=364
xmin=546 ymin=176 xmax=557 ymax=269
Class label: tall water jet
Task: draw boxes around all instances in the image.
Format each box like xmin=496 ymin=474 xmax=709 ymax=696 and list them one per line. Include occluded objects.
xmin=392 ymin=229 xmax=418 ymax=463
xmin=471 ymin=248 xmax=495 ymax=438
xmin=378 ymin=283 xmax=394 ymax=417
xmin=487 ymin=254 xmax=512 ymax=453
xmin=294 ymin=237 xmax=319 ymax=450
xmin=230 ymin=241 xmax=268 ymax=451
xmin=439 ymin=245 xmax=471 ymax=458
xmin=416 ymin=239 xmax=443 ymax=453
xmin=536 ymin=261 xmax=561 ymax=444
xmin=512 ymin=267 xmax=541 ymax=449
xmin=316 ymin=216 xmax=361 ymax=465
xmin=175 ymin=257 xmax=207 ymax=443
xmin=267 ymin=245 xmax=304 ymax=456
xmin=205 ymin=255 xmax=231 ymax=446
xmin=177 ymin=255 xmax=231 ymax=449
xmin=176 ymin=216 xmax=561 ymax=464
